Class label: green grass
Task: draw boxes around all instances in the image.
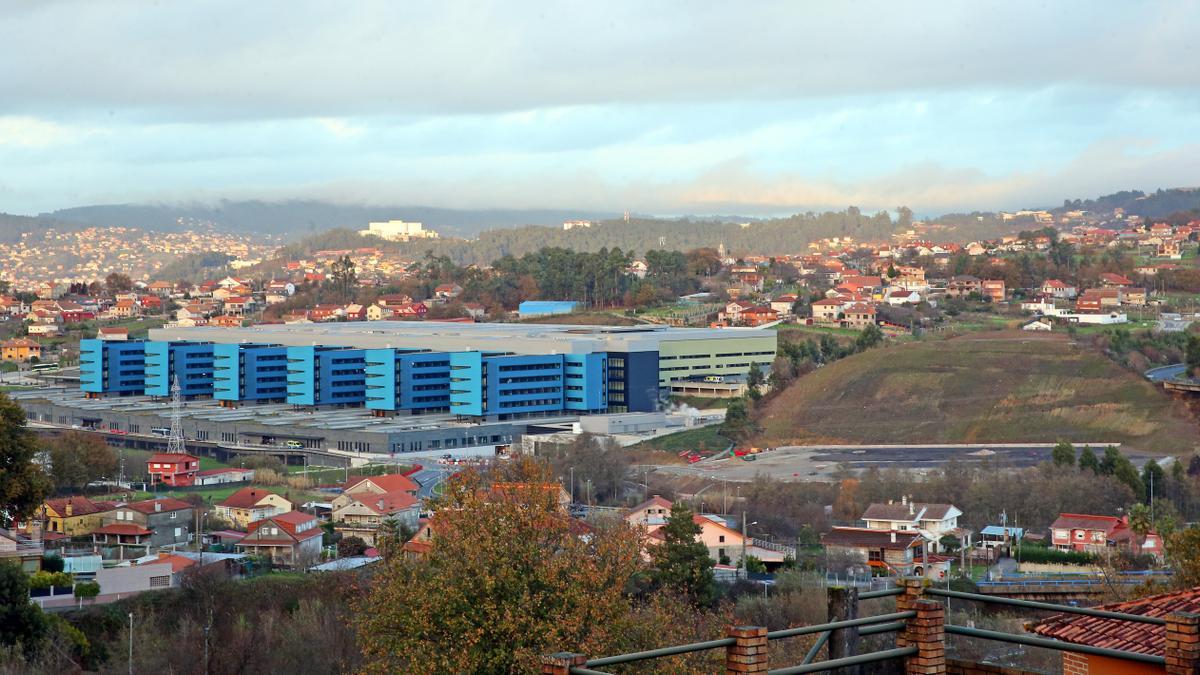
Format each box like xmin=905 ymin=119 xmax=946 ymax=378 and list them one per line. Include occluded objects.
xmin=772 ymin=324 xmax=861 ymax=337
xmin=630 ymin=424 xmax=732 ymax=455
xmin=753 ymin=331 xmax=1200 ymax=454
xmin=0 ymin=385 xmax=35 ymax=393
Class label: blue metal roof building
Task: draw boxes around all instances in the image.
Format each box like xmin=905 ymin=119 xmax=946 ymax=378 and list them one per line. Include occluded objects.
xmin=517 ymin=300 xmax=578 ymax=318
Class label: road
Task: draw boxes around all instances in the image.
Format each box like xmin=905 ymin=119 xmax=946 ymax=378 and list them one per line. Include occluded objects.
xmin=657 ymin=442 xmax=1139 ymax=482
xmin=410 ymin=465 xmax=454 ymax=499
xmin=1146 ymin=363 xmax=1188 ymax=382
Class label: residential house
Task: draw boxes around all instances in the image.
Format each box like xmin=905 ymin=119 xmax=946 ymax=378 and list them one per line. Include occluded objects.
xmin=738 ymin=306 xmax=779 ymax=327
xmin=342 ymin=473 xmax=420 ymax=498
xmin=0 ymin=295 xmax=28 ymax=315
xmin=979 ymin=526 xmax=1024 ymax=554
xmin=944 ymin=275 xmax=982 ymax=299
xmin=434 ymin=283 xmax=463 ymax=299
xmin=308 ymin=304 xmax=344 ymax=322
xmin=147 ymin=453 xmax=201 ymax=487
xmin=97 ymin=327 xmax=129 ymax=341
xmin=236 ymin=511 xmax=323 ymax=568
xmin=842 ymin=303 xmax=877 ymax=330
xmin=147 ymin=281 xmax=175 ymax=296
xmin=886 ymin=290 xmax=920 ymax=306
xmin=0 ymin=528 xmax=44 ymax=573
xmin=646 ymin=513 xmax=789 ymax=569
xmin=463 ymin=302 xmax=486 ymax=320
xmin=1076 ymin=289 xmax=1120 ymax=313
xmin=194 ymin=467 xmax=255 ymax=486
xmin=1020 ymin=296 xmax=1056 ymax=314
xmin=769 ymin=294 xmax=797 ymax=316
xmin=41 ymin=496 xmax=115 ymax=536
xmin=981 ymin=279 xmax=1006 ymax=302
xmin=112 ymin=299 xmax=140 ymax=319
xmin=214 ymin=487 xmax=293 ymax=530
xmin=720 ymin=300 xmax=755 ymax=324
xmin=1099 ymin=273 xmax=1134 ymax=288
xmin=331 ymin=488 xmax=420 ymax=545
xmin=860 ymin=499 xmax=970 ymax=552
xmin=342 ymin=303 xmax=367 ymax=321
xmin=1049 ymin=513 xmax=1162 ymax=557
xmin=821 ymin=527 xmax=944 ymax=577
xmin=95 ymin=498 xmax=194 ymax=559
xmin=1041 ymin=279 xmax=1077 ymax=299
xmin=393 ymin=302 xmax=428 ymax=319
xmin=811 ymin=298 xmax=844 ymax=324
xmin=1022 ymin=318 xmax=1053 ymax=331
xmin=1032 ymin=585 xmax=1200 ymax=675
xmin=221 ymin=296 xmax=254 ymax=317
xmin=1 ymin=338 xmax=41 ymax=362
xmin=366 ymin=304 xmax=394 ymax=321
xmin=624 ymin=495 xmax=674 ymax=528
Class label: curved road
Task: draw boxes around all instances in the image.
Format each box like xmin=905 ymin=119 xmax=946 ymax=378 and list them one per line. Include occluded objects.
xmin=1146 ymin=363 xmax=1187 ymax=382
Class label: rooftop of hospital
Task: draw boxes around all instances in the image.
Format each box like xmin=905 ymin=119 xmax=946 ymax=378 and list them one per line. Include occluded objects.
xmin=150 ymin=321 xmax=775 ymax=354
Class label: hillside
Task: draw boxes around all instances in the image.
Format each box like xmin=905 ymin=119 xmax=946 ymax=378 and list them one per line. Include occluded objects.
xmin=753 ymin=332 xmax=1200 ymax=455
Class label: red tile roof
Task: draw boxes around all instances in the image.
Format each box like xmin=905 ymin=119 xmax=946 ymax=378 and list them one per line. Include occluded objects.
xmin=821 ymin=526 xmax=922 ymax=550
xmin=44 ymin=496 xmax=112 ymax=517
xmin=246 ymin=511 xmax=322 ymax=542
xmin=345 ymin=473 xmax=419 ymax=495
xmin=218 ymin=487 xmax=284 ymax=510
xmin=1050 ymin=513 xmax=1122 ymax=533
xmin=352 ymin=490 xmax=419 ymax=515
xmin=147 ymin=453 xmax=199 ymax=465
xmin=93 ymin=523 xmax=152 ymax=536
xmin=1031 ymin=586 xmax=1200 ymax=655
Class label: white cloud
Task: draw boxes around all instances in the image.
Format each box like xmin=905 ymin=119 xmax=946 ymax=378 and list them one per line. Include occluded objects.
xmin=0 ymin=116 xmax=100 ymax=147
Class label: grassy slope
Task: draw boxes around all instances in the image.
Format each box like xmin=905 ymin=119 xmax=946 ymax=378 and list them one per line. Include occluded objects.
xmin=753 ymin=331 xmax=1200 ymax=454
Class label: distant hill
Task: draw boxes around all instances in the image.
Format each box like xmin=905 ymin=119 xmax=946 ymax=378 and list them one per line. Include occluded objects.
xmin=38 ymin=201 xmax=619 ymax=240
xmin=0 ymin=212 xmax=76 ymax=243
xmin=1053 ymin=187 xmax=1200 ymax=219
xmin=752 ymin=332 xmax=1200 ymax=455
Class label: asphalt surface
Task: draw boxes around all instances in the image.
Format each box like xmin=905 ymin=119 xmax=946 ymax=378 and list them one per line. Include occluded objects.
xmin=410 ymin=466 xmax=453 ymax=499
xmin=1146 ymin=363 xmax=1188 ymax=382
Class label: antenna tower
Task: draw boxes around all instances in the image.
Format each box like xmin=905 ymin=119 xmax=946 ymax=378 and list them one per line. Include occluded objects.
xmin=166 ymin=376 xmax=187 ymax=455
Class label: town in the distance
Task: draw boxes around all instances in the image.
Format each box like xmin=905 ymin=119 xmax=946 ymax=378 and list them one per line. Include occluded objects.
xmin=3 ymin=191 xmax=1200 ymax=673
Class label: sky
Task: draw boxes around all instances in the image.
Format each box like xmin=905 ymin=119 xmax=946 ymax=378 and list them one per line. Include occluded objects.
xmin=1 ymin=1 xmax=1199 ymax=218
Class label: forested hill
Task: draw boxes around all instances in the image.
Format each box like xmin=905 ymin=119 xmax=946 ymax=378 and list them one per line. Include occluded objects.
xmin=1054 ymin=187 xmax=1200 ymax=219
xmin=283 ymin=208 xmax=905 ymax=265
xmin=39 ymin=201 xmax=616 ymax=239
xmin=0 ymin=212 xmax=76 ymax=243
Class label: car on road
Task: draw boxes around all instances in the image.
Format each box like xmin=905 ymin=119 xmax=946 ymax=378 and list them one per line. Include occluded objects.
xmin=286 ymin=440 xmax=304 ymax=449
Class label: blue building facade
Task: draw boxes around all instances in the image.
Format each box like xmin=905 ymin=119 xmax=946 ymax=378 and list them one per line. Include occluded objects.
xmin=80 ymin=339 xmax=147 ymax=396
xmin=364 ymin=348 xmax=453 ymax=413
xmin=517 ymin=300 xmax=579 ymax=318
xmin=450 ymin=352 xmax=568 ymax=419
xmin=213 ymin=343 xmax=289 ymax=403
xmin=143 ymin=341 xmax=215 ymax=398
xmin=605 ymin=351 xmax=660 ymax=413
xmin=564 ymin=353 xmax=607 ymax=413
xmin=286 ymin=346 xmax=367 ymax=406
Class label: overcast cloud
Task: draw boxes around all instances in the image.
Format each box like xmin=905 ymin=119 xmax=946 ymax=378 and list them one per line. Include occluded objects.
xmin=1 ymin=1 xmax=1198 ymax=216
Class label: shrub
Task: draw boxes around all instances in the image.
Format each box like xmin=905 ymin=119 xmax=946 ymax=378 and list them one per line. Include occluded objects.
xmin=41 ymin=555 xmax=65 ymax=574
xmin=73 ymin=580 xmax=100 ymax=599
xmin=1017 ymin=545 xmax=1095 ymax=565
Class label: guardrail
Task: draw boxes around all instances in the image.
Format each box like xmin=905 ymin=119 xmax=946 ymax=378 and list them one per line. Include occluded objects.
xmin=543 ymin=577 xmax=1190 ymax=674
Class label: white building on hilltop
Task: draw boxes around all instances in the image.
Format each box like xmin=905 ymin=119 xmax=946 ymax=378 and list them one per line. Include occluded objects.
xmin=360 ymin=220 xmax=439 ymax=241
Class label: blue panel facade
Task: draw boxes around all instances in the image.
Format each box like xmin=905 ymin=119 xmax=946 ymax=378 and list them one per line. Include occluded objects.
xmin=213 ymin=343 xmax=289 ymax=402
xmin=606 ymin=351 xmax=660 ymax=412
xmin=564 ymin=353 xmax=608 ymax=413
xmin=80 ymin=339 xmax=146 ymax=396
xmin=144 ymin=341 xmax=214 ymax=398
xmin=452 ymin=352 xmax=566 ymax=418
xmin=286 ymin=346 xmax=366 ymax=406
xmin=365 ymin=349 xmax=452 ymax=412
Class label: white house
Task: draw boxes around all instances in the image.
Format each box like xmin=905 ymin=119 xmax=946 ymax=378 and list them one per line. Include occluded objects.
xmin=1020 ymin=297 xmax=1056 ymax=314
xmin=886 ymin=290 xmax=921 ymax=306
xmin=860 ymin=498 xmax=970 ymax=553
xmin=1022 ymin=318 xmax=1053 ymax=331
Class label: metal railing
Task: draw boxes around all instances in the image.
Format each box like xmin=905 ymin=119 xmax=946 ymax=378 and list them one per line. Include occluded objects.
xmin=550 ymin=578 xmax=1180 ymax=674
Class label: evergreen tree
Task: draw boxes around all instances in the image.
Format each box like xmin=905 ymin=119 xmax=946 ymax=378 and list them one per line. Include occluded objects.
xmin=0 ymin=394 xmax=49 ymax=526
xmin=1078 ymin=446 xmax=1100 ymax=473
xmin=721 ymin=398 xmax=753 ymax=441
xmin=0 ymin=561 xmax=47 ymax=655
xmin=651 ymin=502 xmax=717 ymax=605
xmin=1142 ymin=461 xmax=1166 ymax=503
xmin=1099 ymin=445 xmax=1122 ymax=475
xmin=1051 ymin=440 xmax=1075 ymax=468
xmin=855 ymin=324 xmax=883 ymax=351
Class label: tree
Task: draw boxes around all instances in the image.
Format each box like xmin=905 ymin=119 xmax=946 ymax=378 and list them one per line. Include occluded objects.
xmin=1128 ymin=503 xmax=1153 ymax=552
xmin=544 ymin=433 xmax=630 ymax=505
xmin=330 ymin=255 xmax=357 ymax=301
xmin=337 ymin=535 xmax=370 ymax=558
xmin=1166 ymin=526 xmax=1200 ymax=588
xmin=1078 ymin=446 xmax=1100 ymax=474
xmin=854 ymin=324 xmax=883 ymax=351
xmin=356 ymin=459 xmax=648 ymax=673
xmin=1142 ymin=461 xmax=1166 ymax=503
xmin=1051 ymin=440 xmax=1075 ymax=468
xmin=44 ymin=431 xmax=117 ymax=492
xmin=104 ymin=272 xmax=133 ymax=294
xmin=721 ymin=398 xmax=753 ymax=441
xmin=650 ymin=501 xmax=717 ymax=606
xmin=746 ymin=362 xmax=764 ymax=390
xmin=938 ymin=533 xmax=961 ymax=554
xmin=1188 ymin=334 xmax=1200 ymax=376
xmin=0 ymin=561 xmax=47 ymax=655
xmin=1099 ymin=445 xmax=1121 ymax=475
xmin=0 ymin=394 xmax=50 ymax=526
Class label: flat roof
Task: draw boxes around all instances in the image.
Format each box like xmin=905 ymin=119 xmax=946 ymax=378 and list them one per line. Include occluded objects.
xmin=150 ymin=321 xmax=775 ymax=354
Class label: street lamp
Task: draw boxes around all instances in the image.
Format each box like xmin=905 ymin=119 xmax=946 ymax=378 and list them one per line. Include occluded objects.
xmin=742 ymin=517 xmax=758 ymax=579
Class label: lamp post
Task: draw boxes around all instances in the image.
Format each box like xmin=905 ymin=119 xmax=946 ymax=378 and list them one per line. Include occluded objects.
xmin=128 ymin=612 xmax=134 ymax=675
xmin=741 ymin=516 xmax=758 ymax=579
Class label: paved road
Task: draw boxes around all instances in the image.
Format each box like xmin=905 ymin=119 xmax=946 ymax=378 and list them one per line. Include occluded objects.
xmin=1146 ymin=363 xmax=1188 ymax=382
xmin=411 ymin=466 xmax=453 ymax=499
xmin=987 ymin=557 xmax=1019 ymax=581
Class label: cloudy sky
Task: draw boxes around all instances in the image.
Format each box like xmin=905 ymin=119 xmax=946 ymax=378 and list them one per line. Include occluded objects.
xmin=2 ymin=1 xmax=1199 ymax=217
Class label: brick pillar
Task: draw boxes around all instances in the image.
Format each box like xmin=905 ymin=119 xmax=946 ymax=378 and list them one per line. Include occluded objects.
xmin=726 ymin=625 xmax=768 ymax=674
xmin=540 ymin=652 xmax=586 ymax=675
xmin=1166 ymin=611 xmax=1200 ymax=675
xmin=904 ymin=599 xmax=945 ymax=675
xmin=896 ymin=576 xmax=927 ymax=650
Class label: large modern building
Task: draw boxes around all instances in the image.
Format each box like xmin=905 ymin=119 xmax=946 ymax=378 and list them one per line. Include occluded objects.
xmin=77 ymin=322 xmax=775 ymax=419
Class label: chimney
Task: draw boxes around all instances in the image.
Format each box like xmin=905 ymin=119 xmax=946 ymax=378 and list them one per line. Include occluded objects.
xmin=890 ymin=531 xmax=896 ymax=543
xmin=901 ymin=495 xmax=907 ymax=506
xmin=155 ymin=501 xmax=162 ymax=512
xmin=65 ymin=500 xmax=73 ymax=517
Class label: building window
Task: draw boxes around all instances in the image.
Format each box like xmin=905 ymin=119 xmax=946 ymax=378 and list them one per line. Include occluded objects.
xmin=718 ymin=535 xmax=725 ymax=543
xmin=149 ymin=575 xmax=170 ymax=588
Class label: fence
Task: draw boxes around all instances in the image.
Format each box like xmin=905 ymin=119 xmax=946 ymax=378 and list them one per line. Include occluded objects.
xmin=542 ymin=577 xmax=1197 ymax=674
